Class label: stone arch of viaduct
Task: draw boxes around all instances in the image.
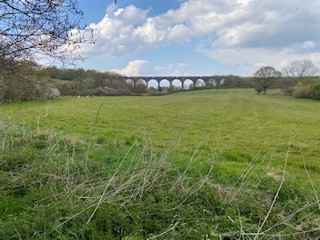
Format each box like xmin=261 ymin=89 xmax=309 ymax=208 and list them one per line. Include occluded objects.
xmin=125 ymin=76 xmax=226 ymax=89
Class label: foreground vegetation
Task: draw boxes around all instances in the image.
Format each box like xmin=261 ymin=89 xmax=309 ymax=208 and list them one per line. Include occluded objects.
xmin=1 ymin=89 xmax=320 ymax=239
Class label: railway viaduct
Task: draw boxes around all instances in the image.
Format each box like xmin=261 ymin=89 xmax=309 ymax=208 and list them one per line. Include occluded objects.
xmin=125 ymin=76 xmax=227 ymax=89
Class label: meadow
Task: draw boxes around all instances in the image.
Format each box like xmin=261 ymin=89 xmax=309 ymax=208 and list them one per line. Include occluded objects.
xmin=1 ymin=89 xmax=320 ymax=239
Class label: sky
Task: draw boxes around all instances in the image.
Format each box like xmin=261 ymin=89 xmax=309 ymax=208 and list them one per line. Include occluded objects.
xmin=74 ymin=0 xmax=320 ymax=76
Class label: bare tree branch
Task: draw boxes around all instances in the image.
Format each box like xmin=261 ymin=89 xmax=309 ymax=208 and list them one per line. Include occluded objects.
xmin=283 ymin=59 xmax=319 ymax=80
xmin=0 ymin=0 xmax=95 ymax=67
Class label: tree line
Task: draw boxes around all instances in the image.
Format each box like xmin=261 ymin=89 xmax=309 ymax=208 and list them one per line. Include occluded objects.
xmin=0 ymin=63 xmax=151 ymax=102
xmin=252 ymin=59 xmax=320 ymax=100
xmin=47 ymin=67 xmax=254 ymax=97
xmin=47 ymin=66 xmax=150 ymax=96
xmin=1 ymin=59 xmax=319 ymax=102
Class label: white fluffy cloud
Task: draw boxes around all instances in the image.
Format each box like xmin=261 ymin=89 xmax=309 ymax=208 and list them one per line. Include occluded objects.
xmin=113 ymin=60 xmax=190 ymax=76
xmin=113 ymin=60 xmax=150 ymax=76
xmin=77 ymin=0 xmax=320 ymax=74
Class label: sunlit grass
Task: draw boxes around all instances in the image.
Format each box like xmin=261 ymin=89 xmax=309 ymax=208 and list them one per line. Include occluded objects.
xmin=1 ymin=89 xmax=320 ymax=176
xmin=1 ymin=88 xmax=320 ymax=238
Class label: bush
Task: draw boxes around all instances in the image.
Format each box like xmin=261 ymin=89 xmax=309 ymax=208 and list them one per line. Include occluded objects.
xmin=0 ymin=76 xmax=60 ymax=102
xmin=291 ymin=83 xmax=320 ymax=100
xmin=280 ymin=77 xmax=299 ymax=95
xmin=56 ymin=82 xmax=74 ymax=96
xmin=292 ymin=85 xmax=312 ymax=98
xmin=310 ymin=83 xmax=320 ymax=100
xmin=0 ymin=61 xmax=60 ymax=102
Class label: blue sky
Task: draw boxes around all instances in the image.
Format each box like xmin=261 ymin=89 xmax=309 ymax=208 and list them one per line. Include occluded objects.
xmin=78 ymin=0 xmax=182 ymax=22
xmin=74 ymin=0 xmax=320 ymax=76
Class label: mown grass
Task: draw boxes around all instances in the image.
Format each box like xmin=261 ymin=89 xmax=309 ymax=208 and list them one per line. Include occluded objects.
xmin=1 ymin=89 xmax=320 ymax=239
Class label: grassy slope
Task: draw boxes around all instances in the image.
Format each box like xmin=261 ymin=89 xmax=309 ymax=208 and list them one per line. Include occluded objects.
xmin=1 ymin=89 xmax=320 ymax=239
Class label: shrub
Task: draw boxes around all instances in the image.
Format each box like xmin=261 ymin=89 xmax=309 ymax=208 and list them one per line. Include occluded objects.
xmin=280 ymin=78 xmax=299 ymax=95
xmin=292 ymin=85 xmax=312 ymax=98
xmin=292 ymin=83 xmax=320 ymax=100
xmin=0 ymin=61 xmax=60 ymax=102
xmin=310 ymin=83 xmax=320 ymax=100
xmin=0 ymin=76 xmax=60 ymax=102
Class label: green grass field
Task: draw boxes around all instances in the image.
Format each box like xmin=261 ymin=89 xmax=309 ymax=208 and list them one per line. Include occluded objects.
xmin=2 ymin=89 xmax=320 ymax=179
xmin=1 ymin=89 xmax=320 ymax=239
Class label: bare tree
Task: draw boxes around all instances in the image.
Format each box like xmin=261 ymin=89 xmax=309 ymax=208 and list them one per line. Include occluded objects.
xmin=283 ymin=59 xmax=319 ymax=80
xmin=253 ymin=66 xmax=280 ymax=94
xmin=0 ymin=0 xmax=94 ymax=68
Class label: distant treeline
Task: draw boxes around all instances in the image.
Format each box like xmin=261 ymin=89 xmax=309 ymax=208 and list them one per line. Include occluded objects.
xmin=2 ymin=61 xmax=320 ymax=102
xmin=46 ymin=66 xmax=320 ymax=100
xmin=46 ymin=66 xmax=147 ymax=96
xmin=46 ymin=66 xmax=255 ymax=95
